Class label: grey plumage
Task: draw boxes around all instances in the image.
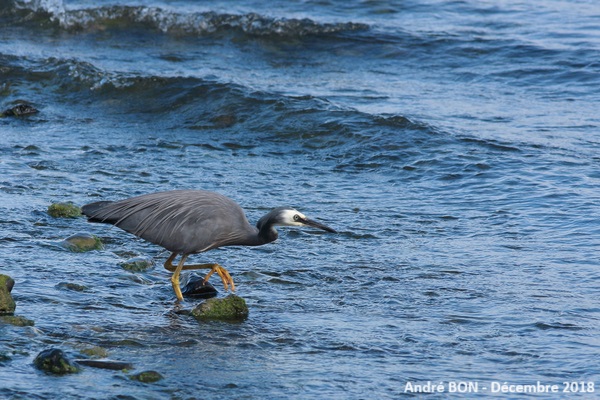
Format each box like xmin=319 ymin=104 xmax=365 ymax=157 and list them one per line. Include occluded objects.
xmin=83 ymin=190 xmax=260 ymax=254
xmin=81 ymin=189 xmax=337 ymax=300
xmin=83 ymin=189 xmax=336 ymax=255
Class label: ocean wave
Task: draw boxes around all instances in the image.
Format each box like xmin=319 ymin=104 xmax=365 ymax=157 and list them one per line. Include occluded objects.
xmin=1 ymin=48 xmax=446 ymax=175
xmin=11 ymin=1 xmax=369 ymax=38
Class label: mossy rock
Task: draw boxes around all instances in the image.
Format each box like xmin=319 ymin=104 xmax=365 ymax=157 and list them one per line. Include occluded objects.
xmin=33 ymin=348 xmax=80 ymax=375
xmin=0 ymin=315 xmax=34 ymax=326
xmin=79 ymin=346 xmax=109 ymax=358
xmin=0 ymin=274 xmax=16 ymax=315
xmin=56 ymin=282 xmax=89 ymax=292
xmin=129 ymin=370 xmax=163 ymax=383
xmin=191 ymin=295 xmax=249 ymax=321
xmin=120 ymin=256 xmax=154 ymax=272
xmin=0 ymin=275 xmax=14 ymax=292
xmin=48 ymin=203 xmax=82 ymax=218
xmin=60 ymin=233 xmax=103 ymax=252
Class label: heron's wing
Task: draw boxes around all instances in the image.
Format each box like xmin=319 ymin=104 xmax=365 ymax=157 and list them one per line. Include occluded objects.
xmin=82 ymin=190 xmax=255 ymax=254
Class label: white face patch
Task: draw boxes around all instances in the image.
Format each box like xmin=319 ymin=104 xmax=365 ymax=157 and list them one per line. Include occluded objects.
xmin=278 ymin=209 xmax=307 ymax=227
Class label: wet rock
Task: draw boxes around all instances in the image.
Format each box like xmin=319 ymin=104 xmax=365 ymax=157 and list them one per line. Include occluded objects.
xmin=79 ymin=346 xmax=108 ymax=358
xmin=0 ymin=275 xmax=14 ymax=292
xmin=75 ymin=359 xmax=133 ymax=371
xmin=100 ymin=339 xmax=144 ymax=347
xmin=0 ymin=353 xmax=11 ymax=365
xmin=129 ymin=370 xmax=164 ymax=383
xmin=182 ymin=275 xmax=217 ymax=299
xmin=0 ymin=315 xmax=34 ymax=326
xmin=0 ymin=276 xmax=32 ymax=325
xmin=33 ymin=349 xmax=80 ymax=375
xmin=120 ymin=256 xmax=154 ymax=272
xmin=47 ymin=202 xmax=82 ymax=218
xmin=191 ymin=294 xmax=249 ymax=321
xmin=1 ymin=103 xmax=38 ymax=117
xmin=0 ymin=274 xmax=16 ymax=315
xmin=211 ymin=114 xmax=237 ymax=128
xmin=60 ymin=233 xmax=103 ymax=252
xmin=56 ymin=282 xmax=89 ymax=292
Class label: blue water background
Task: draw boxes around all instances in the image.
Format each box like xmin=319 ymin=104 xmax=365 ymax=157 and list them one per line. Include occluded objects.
xmin=1 ymin=0 xmax=599 ymax=398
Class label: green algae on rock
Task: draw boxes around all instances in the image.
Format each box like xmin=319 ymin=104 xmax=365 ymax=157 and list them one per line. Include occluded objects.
xmin=79 ymin=346 xmax=109 ymax=359
xmin=0 ymin=315 xmax=34 ymax=326
xmin=191 ymin=294 xmax=249 ymax=321
xmin=33 ymin=349 xmax=80 ymax=375
xmin=129 ymin=370 xmax=164 ymax=383
xmin=60 ymin=233 xmax=103 ymax=252
xmin=120 ymin=256 xmax=154 ymax=272
xmin=0 ymin=275 xmax=16 ymax=315
xmin=48 ymin=202 xmax=82 ymax=218
xmin=0 ymin=276 xmax=32 ymax=325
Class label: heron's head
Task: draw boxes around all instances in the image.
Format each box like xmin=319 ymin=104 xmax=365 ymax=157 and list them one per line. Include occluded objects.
xmin=257 ymin=207 xmax=337 ymax=233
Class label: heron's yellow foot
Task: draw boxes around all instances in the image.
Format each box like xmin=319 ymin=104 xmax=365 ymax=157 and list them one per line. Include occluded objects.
xmin=203 ymin=265 xmax=236 ymax=292
xmin=163 ymin=253 xmax=234 ymax=300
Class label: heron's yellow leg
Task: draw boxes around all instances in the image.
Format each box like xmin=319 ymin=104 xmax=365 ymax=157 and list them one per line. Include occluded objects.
xmin=163 ymin=253 xmax=236 ymax=294
xmin=170 ymin=254 xmax=188 ymax=302
xmin=164 ymin=252 xmax=178 ymax=271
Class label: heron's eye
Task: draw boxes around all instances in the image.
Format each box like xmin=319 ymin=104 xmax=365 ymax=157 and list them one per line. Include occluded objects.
xmin=293 ymin=214 xmax=301 ymax=222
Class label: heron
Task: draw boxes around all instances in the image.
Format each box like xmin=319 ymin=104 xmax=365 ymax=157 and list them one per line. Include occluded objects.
xmin=81 ymin=190 xmax=337 ymax=301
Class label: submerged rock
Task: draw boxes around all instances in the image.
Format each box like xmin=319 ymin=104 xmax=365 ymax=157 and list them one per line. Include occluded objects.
xmin=129 ymin=370 xmax=164 ymax=383
xmin=1 ymin=103 xmax=39 ymax=117
xmin=120 ymin=256 xmax=154 ymax=272
xmin=0 ymin=275 xmax=16 ymax=315
xmin=79 ymin=346 xmax=109 ymax=358
xmin=0 ymin=353 xmax=11 ymax=365
xmin=33 ymin=349 xmax=80 ymax=375
xmin=60 ymin=233 xmax=103 ymax=252
xmin=75 ymin=359 xmax=133 ymax=371
xmin=182 ymin=275 xmax=218 ymax=299
xmin=191 ymin=295 xmax=249 ymax=321
xmin=56 ymin=282 xmax=89 ymax=292
xmin=0 ymin=315 xmax=34 ymax=326
xmin=210 ymin=114 xmax=237 ymax=128
xmin=48 ymin=202 xmax=82 ymax=218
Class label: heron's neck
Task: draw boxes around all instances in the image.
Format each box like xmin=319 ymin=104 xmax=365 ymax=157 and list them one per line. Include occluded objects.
xmin=252 ymin=213 xmax=280 ymax=246
xmin=236 ymin=224 xmax=278 ymax=247
xmin=257 ymin=225 xmax=278 ymax=245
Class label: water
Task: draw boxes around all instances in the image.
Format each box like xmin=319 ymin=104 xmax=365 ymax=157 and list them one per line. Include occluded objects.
xmin=1 ymin=0 xmax=599 ymax=398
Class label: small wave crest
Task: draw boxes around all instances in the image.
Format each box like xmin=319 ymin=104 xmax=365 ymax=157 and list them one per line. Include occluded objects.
xmin=13 ymin=1 xmax=369 ymax=38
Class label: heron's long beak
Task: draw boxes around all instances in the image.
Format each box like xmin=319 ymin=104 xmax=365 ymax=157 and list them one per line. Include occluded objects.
xmin=300 ymin=217 xmax=337 ymax=233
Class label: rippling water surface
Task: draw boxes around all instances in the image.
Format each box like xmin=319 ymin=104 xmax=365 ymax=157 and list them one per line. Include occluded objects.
xmin=1 ymin=0 xmax=599 ymax=398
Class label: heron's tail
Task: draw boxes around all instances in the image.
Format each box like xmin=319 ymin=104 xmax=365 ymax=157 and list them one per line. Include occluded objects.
xmin=81 ymin=201 xmax=117 ymax=223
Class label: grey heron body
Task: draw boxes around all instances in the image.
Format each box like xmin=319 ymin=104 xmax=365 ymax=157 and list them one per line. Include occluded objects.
xmin=82 ymin=190 xmax=336 ymax=301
